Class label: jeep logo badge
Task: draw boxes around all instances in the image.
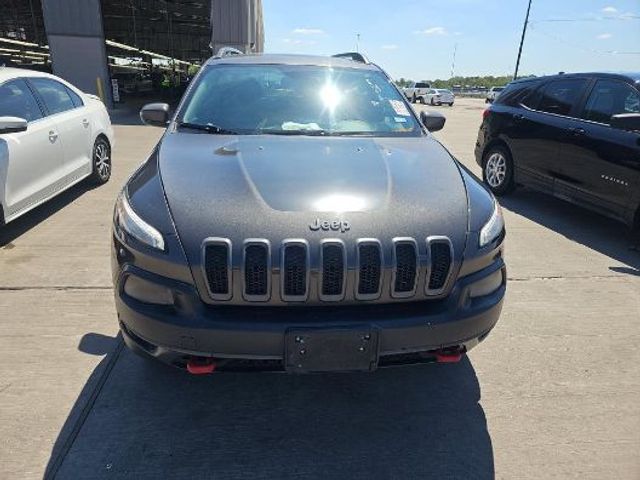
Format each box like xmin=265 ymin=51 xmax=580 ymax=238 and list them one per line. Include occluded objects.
xmin=309 ymin=218 xmax=351 ymax=233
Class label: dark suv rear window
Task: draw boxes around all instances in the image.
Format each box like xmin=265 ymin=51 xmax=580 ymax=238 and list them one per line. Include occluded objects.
xmin=537 ymin=78 xmax=588 ymax=116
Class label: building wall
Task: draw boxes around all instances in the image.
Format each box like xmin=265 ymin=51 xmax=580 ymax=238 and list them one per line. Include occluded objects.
xmin=210 ymin=0 xmax=264 ymax=54
xmin=41 ymin=0 xmax=112 ymax=107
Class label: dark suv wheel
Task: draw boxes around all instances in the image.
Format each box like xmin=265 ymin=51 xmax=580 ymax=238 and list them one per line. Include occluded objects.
xmin=483 ymin=145 xmax=515 ymax=195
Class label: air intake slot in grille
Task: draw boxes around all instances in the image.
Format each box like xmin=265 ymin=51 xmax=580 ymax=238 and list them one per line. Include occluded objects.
xmin=243 ymin=241 xmax=270 ymax=301
xmin=202 ymin=238 xmax=231 ymax=300
xmin=320 ymin=241 xmax=346 ymax=301
xmin=392 ymin=239 xmax=418 ymax=297
xmin=282 ymin=241 xmax=308 ymax=301
xmin=427 ymin=237 xmax=453 ymax=294
xmin=357 ymin=240 xmax=382 ymax=300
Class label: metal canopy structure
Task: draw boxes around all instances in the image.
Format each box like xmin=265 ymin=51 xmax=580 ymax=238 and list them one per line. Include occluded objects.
xmin=0 ymin=0 xmax=264 ymax=105
xmin=102 ymin=0 xmax=213 ymax=64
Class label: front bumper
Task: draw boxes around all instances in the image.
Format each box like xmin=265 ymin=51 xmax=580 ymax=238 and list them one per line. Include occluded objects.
xmin=115 ymin=257 xmax=506 ymax=372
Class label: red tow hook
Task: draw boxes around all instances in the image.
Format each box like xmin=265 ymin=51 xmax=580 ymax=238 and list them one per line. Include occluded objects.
xmin=187 ymin=357 xmax=217 ymax=375
xmin=435 ymin=348 xmax=465 ymax=363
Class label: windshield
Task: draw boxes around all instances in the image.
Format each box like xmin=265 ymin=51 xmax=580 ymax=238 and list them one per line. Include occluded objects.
xmin=179 ymin=64 xmax=421 ymax=136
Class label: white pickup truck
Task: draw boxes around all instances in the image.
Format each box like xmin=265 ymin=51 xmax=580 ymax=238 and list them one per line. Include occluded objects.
xmin=402 ymin=81 xmax=431 ymax=103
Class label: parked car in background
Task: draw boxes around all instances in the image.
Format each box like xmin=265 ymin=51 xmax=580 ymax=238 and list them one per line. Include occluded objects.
xmin=0 ymin=67 xmax=113 ymax=225
xmin=112 ymin=52 xmax=506 ymax=374
xmin=403 ymin=81 xmax=431 ymax=103
xmin=112 ymin=72 xmax=153 ymax=95
xmin=486 ymin=86 xmax=505 ymax=103
xmin=475 ymin=72 xmax=640 ymax=229
xmin=434 ymin=89 xmax=455 ymax=106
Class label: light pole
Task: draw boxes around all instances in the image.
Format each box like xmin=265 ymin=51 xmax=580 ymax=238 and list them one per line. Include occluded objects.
xmin=514 ymin=0 xmax=532 ymax=80
xmin=356 ymin=33 xmax=361 ymax=53
xmin=450 ymin=43 xmax=458 ymax=79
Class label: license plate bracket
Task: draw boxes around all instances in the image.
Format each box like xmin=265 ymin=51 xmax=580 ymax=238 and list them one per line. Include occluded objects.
xmin=285 ymin=327 xmax=379 ymax=373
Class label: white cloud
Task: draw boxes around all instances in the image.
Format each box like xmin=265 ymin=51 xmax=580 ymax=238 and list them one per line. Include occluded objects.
xmin=282 ymin=38 xmax=317 ymax=46
xmin=292 ymin=28 xmax=324 ymax=35
xmin=601 ymin=6 xmax=618 ymax=14
xmin=596 ymin=33 xmax=613 ymax=39
xmin=381 ymin=44 xmax=399 ymax=50
xmin=619 ymin=11 xmax=639 ymax=20
xmin=414 ymin=27 xmax=448 ymax=36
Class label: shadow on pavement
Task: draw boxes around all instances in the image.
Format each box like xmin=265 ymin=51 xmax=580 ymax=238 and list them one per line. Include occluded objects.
xmin=0 ymin=181 xmax=98 ymax=248
xmin=46 ymin=337 xmax=494 ymax=480
xmin=500 ymin=187 xmax=640 ymax=271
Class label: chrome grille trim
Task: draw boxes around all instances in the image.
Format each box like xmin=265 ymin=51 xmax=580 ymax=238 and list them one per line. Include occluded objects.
xmin=242 ymin=239 xmax=271 ymax=302
xmin=355 ymin=238 xmax=383 ymax=301
xmin=319 ymin=239 xmax=347 ymax=302
xmin=280 ymin=239 xmax=310 ymax=302
xmin=425 ymin=236 xmax=454 ymax=296
xmin=391 ymin=237 xmax=419 ymax=298
xmin=201 ymin=237 xmax=232 ymax=301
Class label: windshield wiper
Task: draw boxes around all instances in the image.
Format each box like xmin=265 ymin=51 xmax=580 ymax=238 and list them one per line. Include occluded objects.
xmin=259 ymin=129 xmax=328 ymax=136
xmin=177 ymin=122 xmax=238 ymax=135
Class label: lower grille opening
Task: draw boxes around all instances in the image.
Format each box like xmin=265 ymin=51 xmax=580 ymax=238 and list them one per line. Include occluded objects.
xmin=428 ymin=240 xmax=452 ymax=292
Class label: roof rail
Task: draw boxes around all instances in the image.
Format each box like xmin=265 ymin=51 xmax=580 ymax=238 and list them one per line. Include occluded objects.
xmin=215 ymin=47 xmax=244 ymax=58
xmin=332 ymin=52 xmax=370 ymax=64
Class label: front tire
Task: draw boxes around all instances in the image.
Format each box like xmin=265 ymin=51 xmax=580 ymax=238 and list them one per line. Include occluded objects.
xmin=419 ymin=96 xmax=426 ymax=105
xmin=482 ymin=145 xmax=515 ymax=195
xmin=88 ymin=137 xmax=112 ymax=185
xmin=412 ymin=93 xmax=417 ymax=104
xmin=430 ymin=97 xmax=435 ymax=106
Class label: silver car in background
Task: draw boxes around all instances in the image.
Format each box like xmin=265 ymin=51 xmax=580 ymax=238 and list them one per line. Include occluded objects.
xmin=434 ymin=89 xmax=455 ymax=106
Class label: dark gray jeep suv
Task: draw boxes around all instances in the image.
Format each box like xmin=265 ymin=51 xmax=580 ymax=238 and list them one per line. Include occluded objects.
xmin=111 ymin=52 xmax=506 ymax=374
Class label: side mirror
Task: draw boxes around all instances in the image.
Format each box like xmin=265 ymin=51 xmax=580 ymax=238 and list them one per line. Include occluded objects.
xmin=140 ymin=103 xmax=170 ymax=127
xmin=420 ymin=110 xmax=446 ymax=132
xmin=611 ymin=113 xmax=640 ymax=132
xmin=0 ymin=116 xmax=28 ymax=134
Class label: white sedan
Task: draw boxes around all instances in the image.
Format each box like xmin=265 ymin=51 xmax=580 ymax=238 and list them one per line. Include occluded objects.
xmin=0 ymin=67 xmax=114 ymax=225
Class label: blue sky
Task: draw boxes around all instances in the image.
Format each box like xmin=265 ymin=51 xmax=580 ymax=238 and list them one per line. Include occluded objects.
xmin=263 ymin=0 xmax=640 ymax=80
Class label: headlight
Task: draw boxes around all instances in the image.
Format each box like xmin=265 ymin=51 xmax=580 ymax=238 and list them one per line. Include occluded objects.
xmin=114 ymin=191 xmax=165 ymax=250
xmin=479 ymin=201 xmax=504 ymax=248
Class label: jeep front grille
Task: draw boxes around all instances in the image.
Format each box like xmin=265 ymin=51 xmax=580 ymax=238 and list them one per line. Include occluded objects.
xmin=392 ymin=238 xmax=418 ymax=298
xmin=201 ymin=236 xmax=454 ymax=304
xmin=243 ymin=240 xmax=270 ymax=301
xmin=426 ymin=237 xmax=453 ymax=294
xmin=281 ymin=241 xmax=309 ymax=301
xmin=356 ymin=240 xmax=382 ymax=300
xmin=320 ymin=240 xmax=346 ymax=301
xmin=202 ymin=238 xmax=232 ymax=300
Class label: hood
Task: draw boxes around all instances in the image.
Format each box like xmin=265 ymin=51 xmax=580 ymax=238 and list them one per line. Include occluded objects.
xmin=158 ymin=132 xmax=469 ymax=271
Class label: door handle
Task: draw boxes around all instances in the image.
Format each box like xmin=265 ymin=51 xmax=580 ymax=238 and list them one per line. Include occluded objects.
xmin=48 ymin=131 xmax=58 ymax=143
xmin=569 ymin=127 xmax=586 ymax=137
xmin=513 ymin=113 xmax=525 ymax=122
xmin=82 ymin=119 xmax=90 ymax=128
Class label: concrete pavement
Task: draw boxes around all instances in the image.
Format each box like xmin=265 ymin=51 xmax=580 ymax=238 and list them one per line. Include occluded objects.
xmin=0 ymin=98 xmax=638 ymax=479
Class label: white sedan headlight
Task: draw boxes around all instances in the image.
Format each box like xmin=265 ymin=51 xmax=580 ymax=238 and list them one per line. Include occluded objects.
xmin=479 ymin=201 xmax=504 ymax=248
xmin=114 ymin=191 xmax=165 ymax=251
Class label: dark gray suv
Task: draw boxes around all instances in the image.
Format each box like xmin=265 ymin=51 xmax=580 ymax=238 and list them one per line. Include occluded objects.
xmin=111 ymin=52 xmax=506 ymax=374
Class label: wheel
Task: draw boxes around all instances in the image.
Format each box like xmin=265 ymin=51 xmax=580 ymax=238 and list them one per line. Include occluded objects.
xmin=430 ymin=97 xmax=435 ymax=106
xmin=448 ymin=102 xmax=454 ymax=107
xmin=419 ymin=97 xmax=426 ymax=105
xmin=485 ymin=98 xmax=490 ymax=104
xmin=412 ymin=93 xmax=417 ymax=103
xmin=88 ymin=137 xmax=112 ymax=185
xmin=482 ymin=145 xmax=515 ymax=195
